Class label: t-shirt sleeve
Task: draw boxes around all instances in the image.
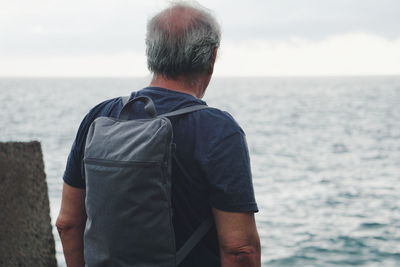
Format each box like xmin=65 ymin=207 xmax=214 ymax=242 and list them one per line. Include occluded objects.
xmin=63 ymin=114 xmax=92 ymax=189
xmin=204 ymin=130 xmax=258 ymax=213
xmin=63 ymin=142 xmax=85 ymax=188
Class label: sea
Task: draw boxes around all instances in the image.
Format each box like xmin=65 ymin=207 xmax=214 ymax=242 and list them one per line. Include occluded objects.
xmin=1 ymin=76 xmax=399 ymax=266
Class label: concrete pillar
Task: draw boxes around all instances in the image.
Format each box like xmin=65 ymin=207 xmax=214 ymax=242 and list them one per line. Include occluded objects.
xmin=0 ymin=141 xmax=57 ymax=267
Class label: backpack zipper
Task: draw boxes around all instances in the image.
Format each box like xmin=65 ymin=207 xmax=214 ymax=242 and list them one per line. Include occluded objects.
xmin=84 ymin=157 xmax=160 ymax=167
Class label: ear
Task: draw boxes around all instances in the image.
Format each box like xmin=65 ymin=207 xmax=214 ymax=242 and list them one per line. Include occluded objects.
xmin=208 ymin=47 xmax=218 ymax=75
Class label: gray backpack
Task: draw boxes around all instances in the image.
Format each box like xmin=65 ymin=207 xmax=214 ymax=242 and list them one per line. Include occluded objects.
xmin=83 ymin=95 xmax=213 ymax=267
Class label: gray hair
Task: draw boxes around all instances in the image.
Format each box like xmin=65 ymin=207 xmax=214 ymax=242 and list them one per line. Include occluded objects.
xmin=146 ymin=2 xmax=221 ymax=79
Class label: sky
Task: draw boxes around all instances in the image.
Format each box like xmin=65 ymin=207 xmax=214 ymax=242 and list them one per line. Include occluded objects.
xmin=1 ymin=0 xmax=400 ymax=77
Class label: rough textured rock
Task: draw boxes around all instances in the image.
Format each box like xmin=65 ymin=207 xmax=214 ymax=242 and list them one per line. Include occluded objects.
xmin=0 ymin=141 xmax=57 ymax=267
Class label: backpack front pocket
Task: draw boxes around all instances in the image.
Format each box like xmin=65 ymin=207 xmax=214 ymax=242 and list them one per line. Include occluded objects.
xmin=83 ymin=157 xmax=176 ymax=267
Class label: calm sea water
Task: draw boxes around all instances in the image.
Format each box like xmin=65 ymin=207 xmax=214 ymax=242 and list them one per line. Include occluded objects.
xmin=1 ymin=76 xmax=399 ymax=266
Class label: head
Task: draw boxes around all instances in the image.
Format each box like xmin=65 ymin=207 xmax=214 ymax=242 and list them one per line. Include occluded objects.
xmin=146 ymin=1 xmax=221 ymax=93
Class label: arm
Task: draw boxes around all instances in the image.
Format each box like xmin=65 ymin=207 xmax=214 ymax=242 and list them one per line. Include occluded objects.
xmin=56 ymin=183 xmax=87 ymax=267
xmin=212 ymin=208 xmax=261 ymax=267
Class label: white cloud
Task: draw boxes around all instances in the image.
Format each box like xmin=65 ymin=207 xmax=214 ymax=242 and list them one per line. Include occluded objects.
xmin=0 ymin=52 xmax=148 ymax=77
xmin=1 ymin=33 xmax=399 ymax=77
xmin=31 ymin=25 xmax=50 ymax=35
xmin=1 ymin=0 xmax=400 ymax=77
xmin=215 ymin=33 xmax=400 ymax=76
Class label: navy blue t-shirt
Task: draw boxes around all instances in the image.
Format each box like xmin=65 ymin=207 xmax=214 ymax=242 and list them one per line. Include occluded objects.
xmin=63 ymin=87 xmax=258 ymax=267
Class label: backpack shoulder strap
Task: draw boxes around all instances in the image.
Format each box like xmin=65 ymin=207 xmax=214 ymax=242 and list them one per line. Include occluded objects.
xmin=176 ymin=216 xmax=214 ymax=265
xmin=159 ymin=105 xmax=209 ymax=117
xmin=121 ymin=93 xmax=135 ymax=107
xmin=173 ymin=154 xmax=213 ymax=264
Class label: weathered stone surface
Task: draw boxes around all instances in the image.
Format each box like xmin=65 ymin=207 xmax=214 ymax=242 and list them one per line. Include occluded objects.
xmin=0 ymin=141 xmax=57 ymax=267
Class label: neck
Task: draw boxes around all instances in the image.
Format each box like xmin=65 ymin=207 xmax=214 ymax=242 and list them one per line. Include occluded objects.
xmin=149 ymin=74 xmax=210 ymax=99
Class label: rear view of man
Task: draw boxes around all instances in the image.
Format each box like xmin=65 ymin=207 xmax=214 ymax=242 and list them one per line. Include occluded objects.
xmin=56 ymin=2 xmax=260 ymax=267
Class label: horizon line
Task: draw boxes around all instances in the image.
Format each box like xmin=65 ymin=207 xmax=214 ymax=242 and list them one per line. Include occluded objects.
xmin=1 ymin=74 xmax=400 ymax=79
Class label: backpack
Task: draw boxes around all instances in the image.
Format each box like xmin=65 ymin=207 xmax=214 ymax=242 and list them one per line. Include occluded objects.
xmin=83 ymin=95 xmax=213 ymax=267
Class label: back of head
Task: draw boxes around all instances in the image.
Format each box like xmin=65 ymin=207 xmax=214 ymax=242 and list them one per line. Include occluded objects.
xmin=146 ymin=1 xmax=221 ymax=79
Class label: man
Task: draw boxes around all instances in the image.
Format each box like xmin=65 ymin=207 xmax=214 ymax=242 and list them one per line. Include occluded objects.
xmin=56 ymin=2 xmax=260 ymax=267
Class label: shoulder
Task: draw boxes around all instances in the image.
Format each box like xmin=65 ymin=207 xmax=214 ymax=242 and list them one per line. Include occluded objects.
xmin=73 ymin=96 xmax=122 ymax=149
xmin=79 ymin=97 xmax=122 ymax=127
xmin=183 ymin=106 xmax=246 ymax=158
xmin=87 ymin=97 xmax=122 ymax=119
xmin=195 ymin=106 xmax=244 ymax=136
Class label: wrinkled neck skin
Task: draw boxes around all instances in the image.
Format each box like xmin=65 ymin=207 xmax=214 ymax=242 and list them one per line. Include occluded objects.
xmin=149 ymin=74 xmax=212 ymax=99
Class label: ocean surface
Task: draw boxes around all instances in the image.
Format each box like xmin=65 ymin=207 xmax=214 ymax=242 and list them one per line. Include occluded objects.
xmin=1 ymin=76 xmax=399 ymax=266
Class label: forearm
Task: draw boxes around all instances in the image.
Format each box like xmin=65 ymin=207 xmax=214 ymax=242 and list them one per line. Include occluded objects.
xmin=58 ymin=224 xmax=85 ymax=267
xmin=220 ymin=244 xmax=261 ymax=267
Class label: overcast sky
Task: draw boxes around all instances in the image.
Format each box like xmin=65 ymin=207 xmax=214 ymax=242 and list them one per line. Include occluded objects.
xmin=1 ymin=0 xmax=400 ymax=76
